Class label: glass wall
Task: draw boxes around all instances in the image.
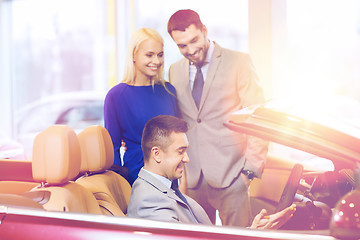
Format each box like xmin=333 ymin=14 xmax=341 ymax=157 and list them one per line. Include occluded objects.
xmin=269 ymin=0 xmax=360 ymax=167
xmin=10 ymin=0 xmax=109 ymax=106
xmin=2 ymin=0 xmax=113 ymax=157
xmin=285 ymin=0 xmax=360 ymax=102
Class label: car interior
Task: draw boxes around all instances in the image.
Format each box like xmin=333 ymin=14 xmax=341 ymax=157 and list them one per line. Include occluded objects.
xmin=0 ymin=125 xmax=130 ymax=216
xmin=23 ymin=125 xmax=102 ymax=214
xmin=0 ymin=124 xmax=357 ymax=234
xmin=250 ymin=152 xmax=356 ymax=231
xmin=75 ymin=125 xmax=131 ymax=216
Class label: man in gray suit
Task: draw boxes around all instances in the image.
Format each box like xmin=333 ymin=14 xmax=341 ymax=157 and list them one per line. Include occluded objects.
xmin=127 ymin=115 xmax=211 ymax=224
xmin=167 ymin=9 xmax=268 ymax=227
xmin=127 ymin=115 xmax=295 ymax=228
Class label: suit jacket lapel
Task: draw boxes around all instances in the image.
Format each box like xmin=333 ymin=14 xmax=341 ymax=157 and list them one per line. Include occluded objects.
xmin=138 ymin=169 xmax=200 ymax=224
xmin=138 ymin=169 xmax=185 ymax=205
xmin=199 ymin=42 xmax=222 ymax=111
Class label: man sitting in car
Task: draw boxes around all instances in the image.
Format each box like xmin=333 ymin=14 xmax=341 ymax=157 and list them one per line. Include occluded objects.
xmin=127 ymin=115 xmax=296 ymax=229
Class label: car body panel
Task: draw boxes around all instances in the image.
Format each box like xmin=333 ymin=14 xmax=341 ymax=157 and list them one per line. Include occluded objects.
xmin=0 ymin=206 xmax=335 ymax=240
xmin=225 ymin=102 xmax=360 ymax=170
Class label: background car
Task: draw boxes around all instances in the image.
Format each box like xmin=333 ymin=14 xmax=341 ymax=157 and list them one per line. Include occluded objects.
xmin=15 ymin=91 xmax=105 ymax=158
xmin=0 ymin=137 xmax=25 ymax=160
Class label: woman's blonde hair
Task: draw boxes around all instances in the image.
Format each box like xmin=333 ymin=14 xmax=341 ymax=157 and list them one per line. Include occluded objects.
xmin=122 ymin=28 xmax=165 ymax=85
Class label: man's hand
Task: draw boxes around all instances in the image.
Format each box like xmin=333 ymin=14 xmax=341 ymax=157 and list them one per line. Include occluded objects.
xmin=250 ymin=204 xmax=296 ymax=229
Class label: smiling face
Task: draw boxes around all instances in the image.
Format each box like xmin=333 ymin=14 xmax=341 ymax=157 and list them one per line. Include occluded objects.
xmin=133 ymin=38 xmax=164 ymax=84
xmin=158 ymin=132 xmax=189 ymax=181
xmin=170 ymin=24 xmax=209 ymax=66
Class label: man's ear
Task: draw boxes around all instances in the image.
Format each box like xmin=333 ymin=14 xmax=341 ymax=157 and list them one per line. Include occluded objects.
xmin=151 ymin=146 xmax=161 ymax=163
xmin=202 ymin=25 xmax=208 ymax=36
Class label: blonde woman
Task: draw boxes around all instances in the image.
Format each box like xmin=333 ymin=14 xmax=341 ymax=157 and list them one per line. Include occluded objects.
xmin=105 ymin=28 xmax=179 ymax=185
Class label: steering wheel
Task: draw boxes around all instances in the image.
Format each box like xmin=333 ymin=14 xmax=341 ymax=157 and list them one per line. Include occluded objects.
xmin=275 ymin=163 xmax=304 ymax=212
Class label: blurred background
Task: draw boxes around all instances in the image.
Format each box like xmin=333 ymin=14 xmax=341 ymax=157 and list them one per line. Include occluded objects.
xmin=1 ymin=0 xmax=360 ymax=159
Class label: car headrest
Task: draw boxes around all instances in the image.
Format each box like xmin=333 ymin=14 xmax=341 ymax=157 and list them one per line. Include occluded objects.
xmin=32 ymin=125 xmax=81 ymax=184
xmin=78 ymin=125 xmax=114 ymax=174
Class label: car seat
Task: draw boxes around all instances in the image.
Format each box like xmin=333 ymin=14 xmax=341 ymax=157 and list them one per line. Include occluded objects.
xmin=28 ymin=125 xmax=102 ymax=214
xmin=0 ymin=193 xmax=44 ymax=210
xmin=75 ymin=125 xmax=131 ymax=216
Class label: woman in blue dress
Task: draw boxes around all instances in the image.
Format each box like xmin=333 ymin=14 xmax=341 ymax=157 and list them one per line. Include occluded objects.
xmin=104 ymin=28 xmax=179 ymax=185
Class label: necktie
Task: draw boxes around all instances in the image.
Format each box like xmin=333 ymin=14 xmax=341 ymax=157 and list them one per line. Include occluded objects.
xmin=192 ymin=65 xmax=204 ymax=109
xmin=171 ymin=180 xmax=188 ymax=205
xmin=171 ymin=180 xmax=200 ymax=223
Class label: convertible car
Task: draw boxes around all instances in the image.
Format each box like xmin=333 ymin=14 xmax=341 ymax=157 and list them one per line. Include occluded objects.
xmin=1 ymin=99 xmax=359 ymax=239
xmin=225 ymin=99 xmax=360 ymax=239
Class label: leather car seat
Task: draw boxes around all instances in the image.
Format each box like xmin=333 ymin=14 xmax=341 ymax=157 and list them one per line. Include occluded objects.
xmin=29 ymin=125 xmax=102 ymax=214
xmin=75 ymin=125 xmax=131 ymax=216
xmin=0 ymin=193 xmax=44 ymax=210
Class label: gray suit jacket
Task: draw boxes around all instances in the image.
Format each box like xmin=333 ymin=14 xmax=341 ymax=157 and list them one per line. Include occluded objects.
xmin=169 ymin=42 xmax=268 ymax=188
xmin=127 ymin=168 xmax=212 ymax=225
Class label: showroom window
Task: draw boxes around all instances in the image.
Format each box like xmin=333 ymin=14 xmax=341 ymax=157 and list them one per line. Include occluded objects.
xmin=268 ymin=0 xmax=360 ymax=169
xmin=8 ymin=0 xmax=110 ymax=107
xmin=2 ymin=0 xmax=114 ymax=157
xmin=285 ymin=0 xmax=360 ymax=102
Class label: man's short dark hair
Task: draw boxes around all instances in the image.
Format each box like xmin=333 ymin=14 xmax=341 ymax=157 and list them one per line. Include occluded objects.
xmin=141 ymin=115 xmax=188 ymax=161
xmin=167 ymin=9 xmax=203 ymax=37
